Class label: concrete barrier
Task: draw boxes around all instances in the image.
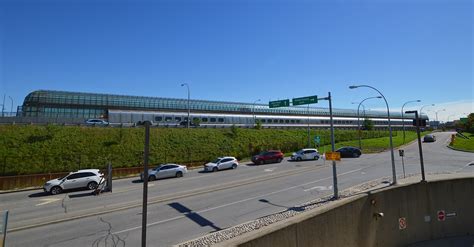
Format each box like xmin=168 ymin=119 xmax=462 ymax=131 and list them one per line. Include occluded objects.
xmin=218 ymin=174 xmax=474 ymax=247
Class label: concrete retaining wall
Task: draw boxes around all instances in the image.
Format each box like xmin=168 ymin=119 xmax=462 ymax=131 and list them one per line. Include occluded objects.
xmin=222 ymin=174 xmax=474 ymax=247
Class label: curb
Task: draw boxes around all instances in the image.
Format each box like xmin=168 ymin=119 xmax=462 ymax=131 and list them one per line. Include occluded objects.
xmin=447 ymin=145 xmax=474 ymax=153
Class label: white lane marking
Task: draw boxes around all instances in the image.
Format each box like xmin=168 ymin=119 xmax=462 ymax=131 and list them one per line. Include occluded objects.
xmin=303 ymin=185 xmax=333 ymax=192
xmin=264 ymin=169 xmax=274 ymax=172
xmin=148 ymin=184 xmax=154 ymax=187
xmin=454 ymin=161 xmax=474 ymax=172
xmin=113 ymin=168 xmax=363 ymax=235
xmin=36 ymin=198 xmax=61 ymax=206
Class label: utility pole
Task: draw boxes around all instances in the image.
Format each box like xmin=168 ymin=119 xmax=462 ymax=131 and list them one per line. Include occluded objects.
xmin=138 ymin=120 xmax=151 ymax=247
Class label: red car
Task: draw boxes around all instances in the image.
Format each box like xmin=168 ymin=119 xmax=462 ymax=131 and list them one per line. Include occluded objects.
xmin=252 ymin=150 xmax=284 ymax=165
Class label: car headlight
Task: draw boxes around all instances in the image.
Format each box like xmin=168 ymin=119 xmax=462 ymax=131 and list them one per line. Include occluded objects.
xmin=44 ymin=182 xmax=50 ymax=186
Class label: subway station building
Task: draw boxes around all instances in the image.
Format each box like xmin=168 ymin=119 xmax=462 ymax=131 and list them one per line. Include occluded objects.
xmin=15 ymin=90 xmax=425 ymax=128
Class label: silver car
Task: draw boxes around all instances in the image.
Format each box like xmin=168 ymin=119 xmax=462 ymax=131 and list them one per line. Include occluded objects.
xmin=43 ymin=169 xmax=104 ymax=195
xmin=85 ymin=119 xmax=109 ymax=126
xmin=141 ymin=164 xmax=187 ymax=181
xmin=204 ymin=157 xmax=239 ymax=172
xmin=291 ymin=148 xmax=320 ymax=161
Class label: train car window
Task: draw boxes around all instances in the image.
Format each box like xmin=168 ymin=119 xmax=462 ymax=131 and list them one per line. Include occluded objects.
xmin=155 ymin=116 xmax=163 ymax=122
xmin=202 ymin=118 xmax=208 ymax=122
xmin=290 ymin=119 xmax=295 ymax=123
xmin=165 ymin=117 xmax=172 ymax=122
xmin=218 ymin=118 xmax=224 ymax=122
xmin=279 ymin=119 xmax=284 ymax=123
xmin=261 ymin=119 xmax=266 ymax=123
xmin=210 ymin=118 xmax=216 ymax=122
xmin=285 ymin=119 xmax=290 ymax=123
xmin=296 ymin=120 xmax=301 ymax=123
xmin=175 ymin=117 xmax=181 ymax=122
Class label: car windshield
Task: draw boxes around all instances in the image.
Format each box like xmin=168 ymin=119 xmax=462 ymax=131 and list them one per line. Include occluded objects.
xmin=258 ymin=152 xmax=268 ymax=155
xmin=212 ymin=158 xmax=222 ymax=163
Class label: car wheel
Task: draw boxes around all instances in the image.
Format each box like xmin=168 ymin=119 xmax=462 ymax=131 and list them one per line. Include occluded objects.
xmin=296 ymin=157 xmax=302 ymax=161
xmin=232 ymin=164 xmax=237 ymax=169
xmin=50 ymin=186 xmax=62 ymax=195
xmin=258 ymin=160 xmax=264 ymax=165
xmin=212 ymin=167 xmax=218 ymax=172
xmin=314 ymin=156 xmax=319 ymax=160
xmin=353 ymin=153 xmax=360 ymax=158
xmin=87 ymin=182 xmax=98 ymax=190
xmin=277 ymin=158 xmax=283 ymax=163
xmin=148 ymin=175 xmax=156 ymax=181
xmin=175 ymin=171 xmax=183 ymax=178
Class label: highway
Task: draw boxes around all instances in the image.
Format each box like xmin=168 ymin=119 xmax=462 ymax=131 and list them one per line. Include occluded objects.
xmin=1 ymin=131 xmax=473 ymax=247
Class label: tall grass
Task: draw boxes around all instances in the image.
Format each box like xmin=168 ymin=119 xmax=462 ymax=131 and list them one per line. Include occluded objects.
xmin=0 ymin=125 xmax=394 ymax=175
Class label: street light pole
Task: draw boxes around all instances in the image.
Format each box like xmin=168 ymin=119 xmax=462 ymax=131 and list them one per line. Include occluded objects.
xmin=401 ymin=100 xmax=421 ymax=144
xmin=434 ymin=109 xmax=446 ymax=129
xmin=252 ymin=99 xmax=261 ymax=126
xmin=8 ymin=96 xmax=13 ymax=115
xmin=419 ymin=104 xmax=434 ymax=117
xmin=353 ymin=96 xmax=382 ymax=149
xmin=1 ymin=94 xmax=5 ymax=117
xmin=181 ymin=83 xmax=190 ymax=128
xmin=349 ymin=84 xmax=397 ymax=185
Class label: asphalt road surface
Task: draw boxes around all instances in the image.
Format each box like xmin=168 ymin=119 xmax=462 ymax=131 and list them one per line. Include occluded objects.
xmin=1 ymin=131 xmax=473 ymax=247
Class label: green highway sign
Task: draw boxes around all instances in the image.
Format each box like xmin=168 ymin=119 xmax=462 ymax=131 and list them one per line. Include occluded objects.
xmin=314 ymin=136 xmax=321 ymax=145
xmin=269 ymin=99 xmax=290 ymax=108
xmin=460 ymin=118 xmax=468 ymax=124
xmin=292 ymin=95 xmax=318 ymax=106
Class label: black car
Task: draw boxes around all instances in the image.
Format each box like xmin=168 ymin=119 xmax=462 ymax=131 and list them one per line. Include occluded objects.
xmin=336 ymin=147 xmax=362 ymax=158
xmin=423 ymin=134 xmax=436 ymax=142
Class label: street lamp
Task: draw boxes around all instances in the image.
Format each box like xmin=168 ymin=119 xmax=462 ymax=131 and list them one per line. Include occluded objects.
xmin=352 ymin=96 xmax=382 ymax=149
xmin=401 ymin=100 xmax=421 ymax=144
xmin=419 ymin=104 xmax=434 ymax=117
xmin=252 ymin=99 xmax=261 ymax=125
xmin=349 ymin=84 xmax=397 ymax=185
xmin=8 ymin=96 xmax=13 ymax=115
xmin=434 ymin=109 xmax=446 ymax=122
xmin=181 ymin=83 xmax=190 ymax=128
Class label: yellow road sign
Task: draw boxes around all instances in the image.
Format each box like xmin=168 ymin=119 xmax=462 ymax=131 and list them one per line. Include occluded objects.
xmin=325 ymin=152 xmax=341 ymax=161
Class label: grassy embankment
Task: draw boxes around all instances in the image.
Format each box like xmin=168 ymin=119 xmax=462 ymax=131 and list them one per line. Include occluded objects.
xmin=316 ymin=131 xmax=430 ymax=154
xmin=450 ymin=133 xmax=474 ymax=152
xmin=0 ymin=125 xmax=398 ymax=175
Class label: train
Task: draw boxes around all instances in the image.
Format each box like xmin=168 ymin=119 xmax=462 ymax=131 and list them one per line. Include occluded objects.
xmin=107 ymin=109 xmax=427 ymax=129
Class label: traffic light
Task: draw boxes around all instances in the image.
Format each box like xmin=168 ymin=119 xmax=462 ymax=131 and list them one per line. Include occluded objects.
xmin=413 ymin=119 xmax=427 ymax=127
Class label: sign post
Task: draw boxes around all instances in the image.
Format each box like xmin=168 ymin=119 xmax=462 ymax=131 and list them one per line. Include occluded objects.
xmin=0 ymin=210 xmax=8 ymax=247
xmin=314 ymin=136 xmax=321 ymax=148
xmin=405 ymin=110 xmax=426 ymax=182
xmin=269 ymin=93 xmax=338 ymax=198
xmin=399 ymin=149 xmax=406 ymax=178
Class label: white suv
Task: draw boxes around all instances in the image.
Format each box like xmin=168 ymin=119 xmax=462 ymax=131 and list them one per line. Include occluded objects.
xmin=204 ymin=157 xmax=239 ymax=172
xmin=291 ymin=148 xmax=320 ymax=161
xmin=43 ymin=169 xmax=104 ymax=195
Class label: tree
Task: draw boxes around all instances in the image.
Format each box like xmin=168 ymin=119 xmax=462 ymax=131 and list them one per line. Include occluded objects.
xmin=362 ymin=118 xmax=374 ymax=131
xmin=254 ymin=119 xmax=262 ymax=130
xmin=192 ymin=118 xmax=201 ymax=127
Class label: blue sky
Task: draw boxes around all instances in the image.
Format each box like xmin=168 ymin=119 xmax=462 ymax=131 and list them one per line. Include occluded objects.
xmin=0 ymin=0 xmax=472 ymax=121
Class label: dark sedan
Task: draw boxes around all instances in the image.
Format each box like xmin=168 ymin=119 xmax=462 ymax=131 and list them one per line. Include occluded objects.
xmin=423 ymin=134 xmax=436 ymax=142
xmin=336 ymin=147 xmax=362 ymax=158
